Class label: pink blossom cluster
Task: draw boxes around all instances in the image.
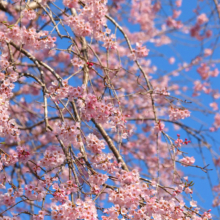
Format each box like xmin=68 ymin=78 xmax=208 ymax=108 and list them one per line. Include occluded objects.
xmin=116 ymin=169 xmax=140 ymax=185
xmin=190 ymin=13 xmax=212 ymax=40
xmin=48 ymin=80 xmax=85 ymax=102
xmin=0 ymin=70 xmax=20 ymax=142
xmin=39 ymin=146 xmax=65 ymax=168
xmin=91 ymin=153 xmax=118 ymax=174
xmin=54 ymin=120 xmax=80 ymax=146
xmin=63 ymin=0 xmax=78 ymax=8
xmin=130 ymin=0 xmax=160 ymax=41
xmin=1 ymin=152 xmax=18 ymax=168
xmin=16 ymin=146 xmax=31 ymax=163
xmin=213 ymin=193 xmax=220 ymax=207
xmin=173 ymin=9 xmax=182 ymax=19
xmin=106 ymin=176 xmax=196 ymax=220
xmin=166 ymin=16 xmax=183 ymax=29
xmin=41 ymin=174 xmax=58 ymax=188
xmin=109 ymin=109 xmax=129 ymax=138
xmin=204 ymin=48 xmax=213 ymax=57
xmin=210 ymin=102 xmax=218 ymax=111
xmin=108 ymin=183 xmax=145 ymax=212
xmin=172 ymin=184 xmax=184 ymax=196
xmin=175 ymin=134 xmax=191 ymax=148
xmin=185 ymin=186 xmax=193 ymax=194
xmin=65 ymin=0 xmax=115 ymax=49
xmin=193 ymin=80 xmax=211 ymax=96
xmin=33 ymin=210 xmax=45 ymax=220
xmin=71 ymin=57 xmax=85 ymax=68
xmin=22 ymin=9 xmax=36 ymax=20
xmin=0 ymin=191 xmax=15 ymax=207
xmin=154 ymin=120 xmax=165 ymax=132
xmin=0 ymin=217 xmax=19 ymax=220
xmin=180 ymin=156 xmax=195 ymax=166
xmin=78 ymin=94 xmax=128 ymax=137
xmin=47 ymin=80 xmax=69 ymax=101
xmin=129 ymin=42 xmax=149 ymax=60
xmin=51 ymin=197 xmax=98 ymax=220
xmin=68 ymin=84 xmax=85 ymax=100
xmin=52 ymin=183 xmax=69 ymax=203
xmin=169 ymin=106 xmax=190 ymax=121
xmin=86 ymin=133 xmax=105 ymax=154
xmin=25 ymin=183 xmax=46 ymax=201
xmin=89 ymin=172 xmax=108 ymax=192
xmin=66 ymin=16 xmax=92 ymax=37
xmin=48 ymin=82 xmax=128 ymax=136
xmin=202 ymin=211 xmax=212 ymax=220
xmin=103 ymin=204 xmax=127 ymax=219
xmin=0 ymin=25 xmax=56 ymax=51
xmin=169 ymin=57 xmax=176 ymax=64
xmin=211 ymin=113 xmax=220 ymax=130
xmin=77 ymin=94 xmax=114 ymax=123
xmin=0 ymin=187 xmax=22 ymax=208
xmin=197 ymin=63 xmax=219 ymax=80
xmin=197 ymin=14 xmax=209 ymax=25
xmin=60 ymin=180 xmax=78 ymax=195
xmin=30 ymin=163 xmax=41 ymax=174
xmin=102 ymin=33 xmax=117 ymax=50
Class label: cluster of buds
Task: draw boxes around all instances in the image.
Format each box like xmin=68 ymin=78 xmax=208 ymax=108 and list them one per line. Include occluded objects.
xmin=175 ymin=134 xmax=191 ymax=148
xmin=87 ymin=62 xmax=94 ymax=68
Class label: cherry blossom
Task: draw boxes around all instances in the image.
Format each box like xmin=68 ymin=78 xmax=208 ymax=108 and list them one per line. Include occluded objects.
xmin=169 ymin=106 xmax=191 ymax=121
xmin=180 ymin=156 xmax=195 ymax=166
xmin=0 ymin=0 xmax=218 ymax=219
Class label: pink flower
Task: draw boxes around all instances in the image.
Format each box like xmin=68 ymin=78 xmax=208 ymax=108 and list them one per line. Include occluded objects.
xmin=86 ymin=133 xmax=105 ymax=154
xmin=169 ymin=106 xmax=190 ymax=121
xmin=23 ymin=9 xmax=37 ymax=20
xmin=180 ymin=156 xmax=195 ymax=166
xmin=63 ymin=0 xmax=79 ymax=8
xmin=197 ymin=14 xmax=209 ymax=25
xmin=204 ymin=48 xmax=213 ymax=56
xmin=176 ymin=0 xmax=182 ymax=7
xmin=39 ymin=146 xmax=65 ymax=168
xmin=197 ymin=63 xmax=210 ymax=80
xmin=173 ymin=10 xmax=181 ymax=19
xmin=54 ymin=120 xmax=80 ymax=146
xmin=175 ymin=135 xmax=191 ymax=147
xmin=190 ymin=200 xmax=197 ymax=207
xmin=214 ymin=113 xmax=220 ymax=128
xmin=103 ymin=34 xmax=117 ymax=50
xmin=210 ymin=102 xmax=218 ymax=111
xmin=154 ymin=120 xmax=165 ymax=133
xmin=166 ymin=17 xmax=182 ymax=29
xmin=169 ymin=57 xmax=175 ymax=64
xmin=135 ymin=42 xmax=149 ymax=57
xmin=129 ymin=43 xmax=149 ymax=60
xmin=71 ymin=58 xmax=84 ymax=68
xmin=17 ymin=146 xmax=31 ymax=163
xmin=185 ymin=187 xmax=193 ymax=194
xmin=25 ymin=183 xmax=46 ymax=201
